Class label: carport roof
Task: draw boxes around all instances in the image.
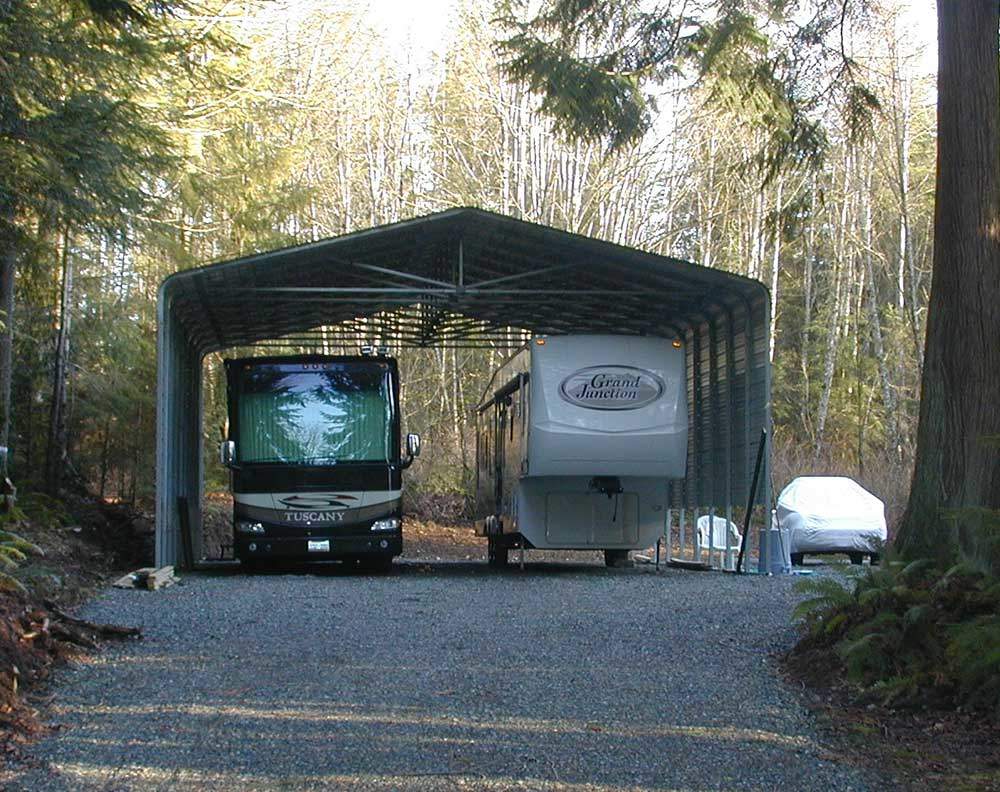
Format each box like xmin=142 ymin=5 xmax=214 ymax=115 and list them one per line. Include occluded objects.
xmin=160 ymin=206 xmax=767 ymax=354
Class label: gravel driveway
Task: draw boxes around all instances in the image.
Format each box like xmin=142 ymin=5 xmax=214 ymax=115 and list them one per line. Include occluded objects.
xmin=5 ymin=562 xmax=880 ymax=791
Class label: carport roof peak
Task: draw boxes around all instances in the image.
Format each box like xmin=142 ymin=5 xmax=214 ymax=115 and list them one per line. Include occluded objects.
xmin=160 ymin=206 xmax=768 ymax=355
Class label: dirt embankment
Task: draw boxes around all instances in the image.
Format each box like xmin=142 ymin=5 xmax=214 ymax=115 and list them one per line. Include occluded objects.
xmin=786 ymin=635 xmax=1000 ymax=791
xmin=0 ymin=492 xmax=150 ymax=755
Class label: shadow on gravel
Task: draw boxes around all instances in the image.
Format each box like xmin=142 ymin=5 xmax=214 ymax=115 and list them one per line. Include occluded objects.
xmin=197 ymin=558 xmax=653 ymax=580
xmin=3 ymin=558 xmax=884 ymax=791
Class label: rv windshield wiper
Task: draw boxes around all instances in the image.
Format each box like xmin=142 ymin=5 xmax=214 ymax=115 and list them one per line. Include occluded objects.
xmin=245 ymin=456 xmax=340 ymax=464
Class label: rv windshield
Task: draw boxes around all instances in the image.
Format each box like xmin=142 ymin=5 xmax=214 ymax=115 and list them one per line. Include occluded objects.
xmin=236 ymin=364 xmax=392 ymax=465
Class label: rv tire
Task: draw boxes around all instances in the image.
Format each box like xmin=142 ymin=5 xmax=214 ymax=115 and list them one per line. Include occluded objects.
xmin=604 ymin=549 xmax=631 ymax=568
xmin=488 ymin=535 xmax=508 ymax=568
xmin=360 ymin=555 xmax=393 ymax=573
xmin=240 ymin=558 xmax=268 ymax=573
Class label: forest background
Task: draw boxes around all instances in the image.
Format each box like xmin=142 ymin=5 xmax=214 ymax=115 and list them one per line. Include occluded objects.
xmin=1 ymin=0 xmax=937 ymax=532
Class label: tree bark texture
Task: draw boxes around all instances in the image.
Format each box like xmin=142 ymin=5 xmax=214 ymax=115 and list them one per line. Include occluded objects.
xmin=0 ymin=204 xmax=15 ymax=476
xmin=45 ymin=227 xmax=73 ymax=495
xmin=896 ymin=0 xmax=1000 ymax=562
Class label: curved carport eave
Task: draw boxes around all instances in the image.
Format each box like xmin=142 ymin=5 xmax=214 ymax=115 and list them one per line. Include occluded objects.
xmin=155 ymin=208 xmax=772 ymax=569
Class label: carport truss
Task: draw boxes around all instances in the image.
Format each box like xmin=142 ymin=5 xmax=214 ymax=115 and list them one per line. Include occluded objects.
xmin=157 ymin=208 xmax=772 ymax=568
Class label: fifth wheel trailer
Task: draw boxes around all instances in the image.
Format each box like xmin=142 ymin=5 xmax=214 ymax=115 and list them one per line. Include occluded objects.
xmin=475 ymin=335 xmax=687 ymax=566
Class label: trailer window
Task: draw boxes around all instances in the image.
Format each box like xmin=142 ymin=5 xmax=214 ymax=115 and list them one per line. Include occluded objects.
xmin=237 ymin=366 xmax=391 ymax=465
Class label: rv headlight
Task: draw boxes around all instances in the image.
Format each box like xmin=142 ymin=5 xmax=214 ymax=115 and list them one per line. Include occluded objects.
xmin=237 ymin=521 xmax=265 ymax=534
xmin=370 ymin=517 xmax=400 ymax=532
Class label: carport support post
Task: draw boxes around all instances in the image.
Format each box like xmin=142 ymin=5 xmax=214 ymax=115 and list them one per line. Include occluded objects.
xmin=187 ymin=352 xmax=204 ymax=565
xmin=708 ymin=315 xmax=721 ymax=569
xmin=744 ymin=300 xmax=770 ymax=575
xmin=725 ymin=309 xmax=736 ymax=571
xmin=761 ymin=294 xmax=773 ymax=569
xmin=155 ymin=291 xmax=177 ymax=568
xmin=691 ymin=325 xmax=702 ymax=563
xmin=155 ymin=290 xmax=204 ymax=569
xmin=742 ymin=301 xmax=754 ymax=572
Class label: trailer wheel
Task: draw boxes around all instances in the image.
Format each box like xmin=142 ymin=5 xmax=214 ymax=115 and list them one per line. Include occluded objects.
xmin=604 ymin=549 xmax=631 ymax=568
xmin=849 ymin=552 xmax=864 ymax=565
xmin=487 ymin=535 xmax=508 ymax=567
xmin=240 ymin=558 xmax=268 ymax=574
xmin=790 ymin=553 xmax=804 ymax=567
xmin=360 ymin=555 xmax=393 ymax=573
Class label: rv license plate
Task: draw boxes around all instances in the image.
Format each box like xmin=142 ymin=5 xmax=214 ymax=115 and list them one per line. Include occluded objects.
xmin=307 ymin=540 xmax=330 ymax=552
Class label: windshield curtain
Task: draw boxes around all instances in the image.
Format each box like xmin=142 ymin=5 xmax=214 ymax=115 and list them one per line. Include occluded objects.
xmin=237 ymin=365 xmax=391 ymax=465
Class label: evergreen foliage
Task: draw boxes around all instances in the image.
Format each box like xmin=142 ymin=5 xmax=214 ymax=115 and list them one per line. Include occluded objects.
xmin=497 ymin=0 xmax=878 ymax=167
xmin=795 ymin=557 xmax=1000 ymax=717
xmin=0 ymin=513 xmax=45 ymax=593
xmin=0 ymin=1 xmax=939 ymax=528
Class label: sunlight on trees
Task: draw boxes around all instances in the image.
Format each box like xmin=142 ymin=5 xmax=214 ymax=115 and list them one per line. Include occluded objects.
xmin=0 ymin=0 xmax=941 ymax=540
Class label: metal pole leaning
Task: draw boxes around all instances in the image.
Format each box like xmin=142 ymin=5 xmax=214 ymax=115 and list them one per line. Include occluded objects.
xmin=736 ymin=428 xmax=768 ymax=575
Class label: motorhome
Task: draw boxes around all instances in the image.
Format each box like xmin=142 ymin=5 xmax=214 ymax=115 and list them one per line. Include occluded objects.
xmin=475 ymin=335 xmax=687 ymax=566
xmin=219 ymin=353 xmax=420 ymax=569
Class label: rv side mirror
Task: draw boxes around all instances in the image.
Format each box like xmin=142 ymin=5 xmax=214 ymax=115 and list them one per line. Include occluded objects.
xmin=220 ymin=440 xmax=236 ymax=467
xmin=402 ymin=433 xmax=421 ymax=469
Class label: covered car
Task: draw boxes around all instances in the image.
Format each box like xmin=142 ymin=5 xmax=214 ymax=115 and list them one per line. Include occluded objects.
xmin=776 ymin=476 xmax=887 ymax=564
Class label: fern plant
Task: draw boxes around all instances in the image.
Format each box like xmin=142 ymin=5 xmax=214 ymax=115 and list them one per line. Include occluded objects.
xmin=792 ymin=575 xmax=859 ymax=638
xmin=793 ymin=552 xmax=1000 ymax=716
xmin=948 ymin=614 xmax=1000 ymax=719
xmin=0 ymin=497 xmax=49 ymax=594
xmin=0 ymin=528 xmax=44 ymax=593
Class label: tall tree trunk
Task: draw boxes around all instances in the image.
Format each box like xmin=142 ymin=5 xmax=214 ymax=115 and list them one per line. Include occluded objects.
xmin=800 ymin=182 xmax=816 ymax=440
xmin=98 ymin=415 xmax=111 ymax=499
xmin=814 ymin=150 xmax=852 ymax=460
xmin=895 ymin=1 xmax=1000 ymax=563
xmin=0 ymin=209 xmax=15 ymax=478
xmin=130 ymin=404 xmax=141 ymax=504
xmin=863 ymin=179 xmax=900 ymax=466
xmin=768 ymin=176 xmax=783 ymax=362
xmin=45 ymin=226 xmax=73 ymax=495
xmin=860 ymin=140 xmax=902 ymax=466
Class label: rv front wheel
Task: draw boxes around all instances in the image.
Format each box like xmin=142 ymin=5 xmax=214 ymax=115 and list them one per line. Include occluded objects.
xmin=487 ymin=535 xmax=508 ymax=568
xmin=604 ymin=549 xmax=631 ymax=568
xmin=360 ymin=555 xmax=393 ymax=573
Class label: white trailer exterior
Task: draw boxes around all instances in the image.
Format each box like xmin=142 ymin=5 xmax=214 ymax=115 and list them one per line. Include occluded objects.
xmin=476 ymin=335 xmax=687 ymax=564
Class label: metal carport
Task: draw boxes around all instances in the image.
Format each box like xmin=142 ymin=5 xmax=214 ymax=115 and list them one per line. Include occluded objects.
xmin=156 ymin=207 xmax=772 ymax=569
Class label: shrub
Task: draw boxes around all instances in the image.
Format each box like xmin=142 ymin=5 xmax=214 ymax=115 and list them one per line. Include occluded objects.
xmin=794 ymin=555 xmax=1000 ymax=718
xmin=0 ymin=513 xmax=45 ymax=594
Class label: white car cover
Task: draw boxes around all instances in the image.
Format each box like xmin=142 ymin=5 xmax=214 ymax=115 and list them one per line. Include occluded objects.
xmin=777 ymin=476 xmax=887 ymax=554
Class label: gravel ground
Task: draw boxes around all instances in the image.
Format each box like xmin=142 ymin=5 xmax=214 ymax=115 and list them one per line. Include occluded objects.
xmin=4 ymin=561 xmax=883 ymax=791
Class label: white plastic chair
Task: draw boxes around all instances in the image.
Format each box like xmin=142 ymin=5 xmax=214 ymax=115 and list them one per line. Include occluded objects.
xmin=696 ymin=514 xmax=742 ymax=570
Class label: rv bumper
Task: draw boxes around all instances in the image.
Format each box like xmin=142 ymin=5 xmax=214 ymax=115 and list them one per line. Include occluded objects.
xmin=235 ymin=532 xmax=402 ymax=559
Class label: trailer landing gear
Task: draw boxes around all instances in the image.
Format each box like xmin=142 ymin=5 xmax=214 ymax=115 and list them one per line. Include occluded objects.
xmin=604 ymin=549 xmax=631 ymax=568
xmin=487 ymin=534 xmax=509 ymax=567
